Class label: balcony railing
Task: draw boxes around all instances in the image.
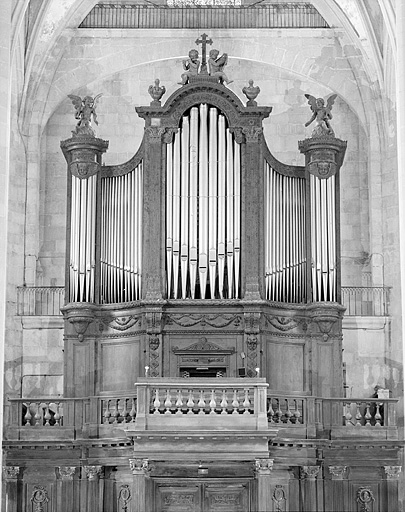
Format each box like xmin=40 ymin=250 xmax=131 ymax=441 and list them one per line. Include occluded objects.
xmin=16 ymin=286 xmax=391 ymax=317
xmin=5 ymin=386 xmax=398 ymax=442
xmin=341 ymin=286 xmax=390 ymax=316
xmin=17 ymin=286 xmax=65 ymax=316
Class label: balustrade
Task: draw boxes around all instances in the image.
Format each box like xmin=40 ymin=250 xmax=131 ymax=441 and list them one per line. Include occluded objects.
xmin=4 ymin=392 xmax=398 ymax=441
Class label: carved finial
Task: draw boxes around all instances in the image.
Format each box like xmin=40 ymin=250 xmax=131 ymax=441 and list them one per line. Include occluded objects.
xmin=148 ymin=79 xmax=166 ymax=106
xmin=242 ymin=79 xmax=260 ymax=107
xmin=68 ymin=94 xmax=102 ymax=137
xmin=304 ymin=93 xmax=337 ymax=137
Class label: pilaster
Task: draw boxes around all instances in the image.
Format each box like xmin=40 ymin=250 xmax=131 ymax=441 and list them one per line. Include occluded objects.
xmin=2 ymin=466 xmax=20 ymax=512
xmin=129 ymin=458 xmax=151 ymax=512
xmin=255 ymin=458 xmax=273 ymax=512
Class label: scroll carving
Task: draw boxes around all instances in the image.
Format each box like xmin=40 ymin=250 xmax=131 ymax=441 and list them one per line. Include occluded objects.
xmin=242 ymin=126 xmax=262 ymax=143
xmin=329 ymin=465 xmax=347 ymax=479
xmin=300 ymin=465 xmax=320 ymax=479
xmin=384 ymin=465 xmax=402 ymax=479
xmin=129 ymin=458 xmax=151 ymax=475
xmin=145 ymin=126 xmax=166 ymax=142
xmin=149 ymin=335 xmax=161 ymax=377
xmin=255 ymin=458 xmax=274 ymax=474
xmin=83 ymin=465 xmax=103 ymax=480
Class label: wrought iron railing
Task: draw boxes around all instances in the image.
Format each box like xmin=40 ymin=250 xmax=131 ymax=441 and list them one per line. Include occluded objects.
xmin=79 ymin=3 xmax=329 ymax=29
xmin=16 ymin=286 xmax=65 ymax=316
xmin=341 ymin=286 xmax=390 ymax=316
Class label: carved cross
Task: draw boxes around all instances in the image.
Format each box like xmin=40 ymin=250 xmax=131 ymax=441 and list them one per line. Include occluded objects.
xmin=195 ymin=33 xmax=213 ymax=74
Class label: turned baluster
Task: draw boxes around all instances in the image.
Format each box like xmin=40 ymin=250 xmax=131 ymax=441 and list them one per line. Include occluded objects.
xmin=220 ymin=390 xmax=228 ymax=414
xmin=355 ymin=402 xmax=362 ymax=426
xmin=364 ymin=402 xmax=372 ymax=426
xmin=198 ymin=390 xmax=206 ymax=414
xmin=175 ymin=390 xmax=183 ymax=415
xmin=232 ymin=389 xmax=240 ymax=414
xmin=113 ymin=399 xmax=120 ymax=423
xmin=275 ymin=399 xmax=283 ymax=423
xmin=54 ymin=402 xmax=61 ymax=426
xmin=243 ymin=389 xmax=251 ymax=415
xmin=24 ymin=403 xmax=32 ymax=426
xmin=293 ymin=399 xmax=301 ymax=424
xmin=121 ymin=398 xmax=129 ymax=422
xmin=130 ymin=398 xmax=137 ymax=422
xmin=34 ymin=402 xmax=41 ymax=426
xmin=44 ymin=404 xmax=52 ymax=426
xmin=153 ymin=389 xmax=161 ymax=415
xmin=374 ymin=403 xmax=382 ymax=426
xmin=267 ymin=398 xmax=275 ymax=423
xmin=187 ymin=389 xmax=195 ymax=414
xmin=285 ymin=399 xmax=293 ymax=424
xmin=104 ymin=399 xmax=112 ymax=424
xmin=209 ymin=390 xmax=217 ymax=414
xmin=164 ymin=389 xmax=172 ymax=414
xmin=344 ymin=402 xmax=352 ymax=426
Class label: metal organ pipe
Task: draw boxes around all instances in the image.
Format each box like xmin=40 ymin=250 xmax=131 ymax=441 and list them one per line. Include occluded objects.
xmin=166 ymin=105 xmax=241 ymax=299
xmin=264 ymin=163 xmax=306 ymax=303
xmin=99 ymin=163 xmax=143 ymax=303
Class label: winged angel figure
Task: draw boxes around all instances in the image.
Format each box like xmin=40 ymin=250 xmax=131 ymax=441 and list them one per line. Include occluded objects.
xmin=68 ymin=93 xmax=102 ymax=136
xmin=304 ymin=93 xmax=337 ymax=137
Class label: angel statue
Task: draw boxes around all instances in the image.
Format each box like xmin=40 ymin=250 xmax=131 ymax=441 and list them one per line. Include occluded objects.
xmin=68 ymin=93 xmax=102 ymax=137
xmin=304 ymin=93 xmax=337 ymax=137
xmin=208 ymin=49 xmax=233 ymax=85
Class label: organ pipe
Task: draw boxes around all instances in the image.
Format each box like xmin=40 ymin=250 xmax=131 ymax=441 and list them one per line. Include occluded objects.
xmin=166 ymin=105 xmax=241 ymax=299
xmin=264 ymin=163 xmax=307 ymax=303
xmin=99 ymin=163 xmax=143 ymax=303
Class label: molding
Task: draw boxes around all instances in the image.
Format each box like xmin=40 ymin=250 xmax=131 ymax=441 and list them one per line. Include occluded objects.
xmin=21 ymin=316 xmax=64 ymax=329
xmin=342 ymin=316 xmax=390 ymax=330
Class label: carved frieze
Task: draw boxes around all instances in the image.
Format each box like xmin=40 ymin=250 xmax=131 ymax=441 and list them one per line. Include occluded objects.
xmin=166 ymin=313 xmax=241 ymax=328
xmin=163 ymin=493 xmax=194 ymax=506
xmin=264 ymin=314 xmax=306 ymax=332
xmin=99 ymin=315 xmax=141 ymax=332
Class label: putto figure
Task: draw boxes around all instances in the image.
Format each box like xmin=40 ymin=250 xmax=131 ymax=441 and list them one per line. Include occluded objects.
xmin=68 ymin=93 xmax=102 ymax=137
xmin=304 ymin=93 xmax=337 ymax=137
xmin=208 ymin=49 xmax=233 ymax=85
xmin=179 ymin=49 xmax=200 ymax=85
xmin=148 ymin=79 xmax=166 ymax=106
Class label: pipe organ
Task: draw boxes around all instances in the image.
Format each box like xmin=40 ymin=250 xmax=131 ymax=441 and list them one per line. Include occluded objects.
xmin=166 ymin=105 xmax=241 ymax=299
xmin=62 ymin=83 xmax=346 ymax=308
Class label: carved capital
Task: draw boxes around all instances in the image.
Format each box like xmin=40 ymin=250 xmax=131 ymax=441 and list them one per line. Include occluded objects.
xmin=242 ymin=126 xmax=262 ymax=143
xmin=83 ymin=465 xmax=103 ymax=480
xmin=328 ymin=465 xmax=347 ymax=480
xmin=255 ymin=458 xmax=274 ymax=475
xmin=145 ymin=126 xmax=166 ymax=143
xmin=61 ymin=303 xmax=98 ymax=342
xmin=300 ymin=465 xmax=320 ymax=480
xmin=58 ymin=466 xmax=76 ymax=481
xmin=162 ymin=127 xmax=179 ymax=144
xmin=384 ymin=465 xmax=402 ymax=479
xmin=129 ymin=458 xmax=150 ymax=475
xmin=3 ymin=466 xmax=20 ymax=480
xmin=31 ymin=486 xmax=49 ymax=511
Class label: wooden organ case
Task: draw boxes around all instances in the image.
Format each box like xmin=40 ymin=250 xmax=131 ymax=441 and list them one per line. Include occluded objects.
xmin=60 ymin=76 xmax=350 ymax=511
